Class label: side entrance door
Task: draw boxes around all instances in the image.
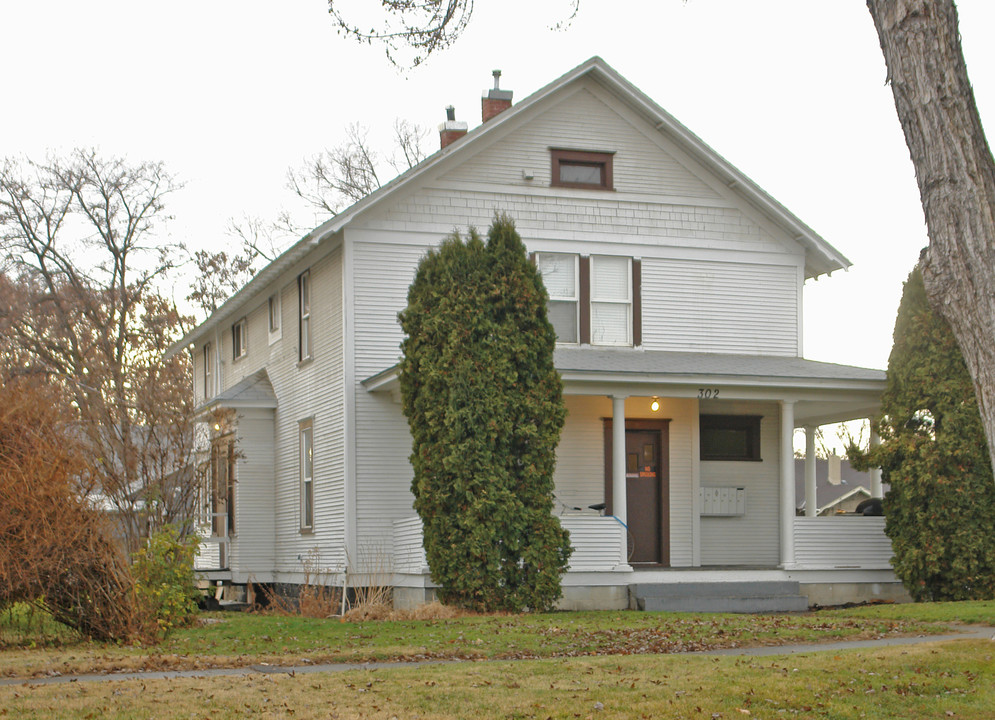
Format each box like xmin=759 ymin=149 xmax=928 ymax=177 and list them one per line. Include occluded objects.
xmin=604 ymin=419 xmax=670 ymax=565
xmin=211 ymin=435 xmax=235 ymax=568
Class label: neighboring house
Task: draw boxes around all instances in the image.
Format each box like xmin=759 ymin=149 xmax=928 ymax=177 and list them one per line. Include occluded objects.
xmin=793 ymin=456 xmax=890 ymax=516
xmin=172 ymin=57 xmax=900 ymax=611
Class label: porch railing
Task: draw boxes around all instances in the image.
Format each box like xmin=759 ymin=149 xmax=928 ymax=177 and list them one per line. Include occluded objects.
xmin=394 ymin=516 xmax=430 ymax=574
xmin=793 ymin=516 xmax=892 ymax=569
xmin=194 ymin=513 xmax=230 ymax=571
xmin=391 ymin=514 xmax=627 ymax=575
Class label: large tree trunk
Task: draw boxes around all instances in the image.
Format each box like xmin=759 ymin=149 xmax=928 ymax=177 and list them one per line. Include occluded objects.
xmin=868 ymin=0 xmax=995 ymax=471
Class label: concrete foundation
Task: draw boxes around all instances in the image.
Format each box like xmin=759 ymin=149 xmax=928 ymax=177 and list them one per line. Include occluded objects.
xmin=393 ymin=586 xmax=438 ymax=611
xmin=800 ymin=581 xmax=910 ymax=607
xmin=556 ymin=585 xmax=629 ymax=611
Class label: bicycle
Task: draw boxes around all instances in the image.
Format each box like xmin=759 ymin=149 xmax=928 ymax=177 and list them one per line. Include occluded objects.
xmin=587 ymin=503 xmax=635 ymax=562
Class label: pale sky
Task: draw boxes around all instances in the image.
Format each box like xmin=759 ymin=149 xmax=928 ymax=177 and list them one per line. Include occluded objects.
xmin=3 ymin=0 xmax=994 ymax=372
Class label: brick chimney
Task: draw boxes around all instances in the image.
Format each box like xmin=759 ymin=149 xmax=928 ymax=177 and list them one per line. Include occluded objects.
xmin=439 ymin=105 xmax=468 ymax=149
xmin=482 ymin=69 xmax=513 ymax=122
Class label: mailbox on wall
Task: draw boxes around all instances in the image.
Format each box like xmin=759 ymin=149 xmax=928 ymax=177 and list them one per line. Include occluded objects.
xmin=700 ymin=486 xmax=747 ymax=516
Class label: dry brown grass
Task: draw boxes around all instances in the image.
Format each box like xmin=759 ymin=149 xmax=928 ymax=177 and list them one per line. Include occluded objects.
xmin=2 ymin=640 xmax=993 ymax=719
xmin=255 ymin=548 xmax=343 ymax=618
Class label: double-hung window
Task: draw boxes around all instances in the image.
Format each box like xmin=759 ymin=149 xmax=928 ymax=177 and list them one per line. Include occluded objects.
xmin=232 ymin=318 xmax=247 ymax=360
xmin=536 ymin=252 xmax=640 ymax=346
xmin=536 ymin=253 xmax=579 ymax=343
xmin=590 ymin=255 xmax=632 ymax=346
xmin=298 ymin=270 xmax=311 ymax=362
xmin=268 ymin=292 xmax=282 ymax=345
xmin=202 ymin=343 xmax=213 ymax=399
xmin=300 ymin=420 xmax=314 ymax=531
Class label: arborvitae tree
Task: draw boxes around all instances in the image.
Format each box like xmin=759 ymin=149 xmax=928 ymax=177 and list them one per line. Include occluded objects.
xmin=398 ymin=215 xmax=571 ymax=612
xmin=852 ymin=266 xmax=995 ymax=601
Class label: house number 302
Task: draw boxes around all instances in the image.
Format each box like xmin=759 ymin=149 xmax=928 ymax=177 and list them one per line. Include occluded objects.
xmin=698 ymin=388 xmax=720 ymax=399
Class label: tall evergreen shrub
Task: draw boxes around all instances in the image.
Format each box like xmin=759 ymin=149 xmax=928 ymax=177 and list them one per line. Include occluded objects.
xmin=852 ymin=266 xmax=995 ymax=600
xmin=398 ymin=215 xmax=571 ymax=612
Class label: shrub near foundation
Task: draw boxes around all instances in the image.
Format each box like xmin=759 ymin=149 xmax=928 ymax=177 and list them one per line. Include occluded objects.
xmin=0 ymin=375 xmax=147 ymax=642
xmin=851 ymin=266 xmax=995 ymax=601
xmin=399 ymin=215 xmax=570 ymax=612
xmin=132 ymin=525 xmax=200 ymax=638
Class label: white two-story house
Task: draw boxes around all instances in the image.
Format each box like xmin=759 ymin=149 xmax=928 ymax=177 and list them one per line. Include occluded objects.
xmin=174 ymin=57 xmax=898 ymax=612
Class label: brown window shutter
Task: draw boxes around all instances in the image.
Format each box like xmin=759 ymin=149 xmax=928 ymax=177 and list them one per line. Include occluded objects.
xmin=632 ymin=258 xmax=642 ymax=347
xmin=528 ymin=251 xmax=536 ymax=266
xmin=579 ymin=255 xmax=591 ymax=344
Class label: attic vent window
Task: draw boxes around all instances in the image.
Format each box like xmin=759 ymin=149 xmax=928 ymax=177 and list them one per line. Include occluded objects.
xmin=551 ymin=149 xmax=614 ymax=190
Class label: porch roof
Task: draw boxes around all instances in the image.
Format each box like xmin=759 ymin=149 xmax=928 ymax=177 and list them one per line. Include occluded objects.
xmin=554 ymin=348 xmax=884 ymax=386
xmin=197 ymin=368 xmax=277 ymax=414
xmin=362 ymin=350 xmax=884 ymax=425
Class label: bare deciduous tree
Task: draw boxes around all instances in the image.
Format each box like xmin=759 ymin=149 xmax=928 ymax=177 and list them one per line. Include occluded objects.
xmin=186 ymin=247 xmax=260 ymax=317
xmin=218 ymin=119 xmax=428 ymax=309
xmin=0 ymin=149 xmax=196 ymax=553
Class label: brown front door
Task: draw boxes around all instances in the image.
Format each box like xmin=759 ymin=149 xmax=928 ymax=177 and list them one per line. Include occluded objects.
xmin=604 ymin=420 xmax=670 ymax=566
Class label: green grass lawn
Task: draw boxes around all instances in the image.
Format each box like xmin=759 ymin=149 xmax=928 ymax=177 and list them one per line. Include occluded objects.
xmin=818 ymin=599 xmax=995 ymax=625
xmin=4 ymin=600 xmax=992 ymax=680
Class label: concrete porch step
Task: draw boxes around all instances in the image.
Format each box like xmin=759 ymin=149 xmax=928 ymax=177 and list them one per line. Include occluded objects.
xmin=630 ymin=580 xmax=810 ymax=614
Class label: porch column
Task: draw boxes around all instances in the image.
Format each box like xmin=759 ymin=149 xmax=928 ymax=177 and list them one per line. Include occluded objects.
xmin=804 ymin=425 xmax=818 ymax=517
xmin=780 ymin=400 xmax=796 ymax=568
xmin=611 ymin=395 xmax=627 ymax=529
xmin=869 ymin=427 xmax=884 ymax=498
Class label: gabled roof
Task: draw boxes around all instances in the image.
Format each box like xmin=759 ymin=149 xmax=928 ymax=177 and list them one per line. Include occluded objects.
xmin=172 ymin=56 xmax=850 ymax=355
xmin=793 ymin=457 xmax=890 ymax=514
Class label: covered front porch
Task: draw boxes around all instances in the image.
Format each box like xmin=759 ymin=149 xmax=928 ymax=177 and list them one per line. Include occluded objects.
xmin=371 ymin=348 xmax=898 ymax=610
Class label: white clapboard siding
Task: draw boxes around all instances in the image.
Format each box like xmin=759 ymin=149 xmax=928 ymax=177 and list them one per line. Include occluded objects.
xmin=240 ymin=246 xmax=346 ymax=577
xmin=562 ymin=516 xmax=627 ymax=571
xmin=793 ymin=517 xmax=893 ymax=569
xmin=352 ymin=241 xmax=428 ymax=378
xmin=352 ymin=240 xmax=430 ymax=547
xmin=366 ymin=187 xmax=787 ymax=259
xmin=666 ymin=405 xmax=695 ymax=567
xmin=446 ymin=82 xmax=720 ymax=200
xmin=231 ymin=408 xmax=276 ymax=573
xmin=390 ymin=515 xmax=625 ymax=575
xmin=699 ymin=402 xmax=780 ymax=565
xmin=393 ymin=517 xmax=429 ymax=575
xmin=642 ymin=259 xmax=799 ymax=356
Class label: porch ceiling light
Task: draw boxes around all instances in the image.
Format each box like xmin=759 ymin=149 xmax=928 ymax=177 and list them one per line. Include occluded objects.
xmin=650 ymin=397 xmax=660 ymax=412
xmin=213 ymin=423 xmax=221 ymax=431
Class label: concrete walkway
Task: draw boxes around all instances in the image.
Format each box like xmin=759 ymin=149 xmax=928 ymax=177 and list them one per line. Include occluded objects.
xmin=2 ymin=625 xmax=992 ymax=688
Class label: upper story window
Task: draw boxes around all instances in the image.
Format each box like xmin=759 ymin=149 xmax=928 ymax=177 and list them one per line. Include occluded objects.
xmin=202 ymin=343 xmax=213 ymax=399
xmin=551 ymin=149 xmax=614 ymax=190
xmin=268 ymin=292 xmax=282 ymax=344
xmin=268 ymin=294 xmax=280 ymax=333
xmin=590 ymin=255 xmax=632 ymax=346
xmin=232 ymin=318 xmax=247 ymax=360
xmin=298 ymin=270 xmax=312 ymax=362
xmin=535 ymin=252 xmax=641 ymax=347
xmin=536 ymin=253 xmax=579 ymax=343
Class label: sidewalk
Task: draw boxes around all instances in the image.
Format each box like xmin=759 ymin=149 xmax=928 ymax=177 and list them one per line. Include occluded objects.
xmin=2 ymin=624 xmax=992 ymax=687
